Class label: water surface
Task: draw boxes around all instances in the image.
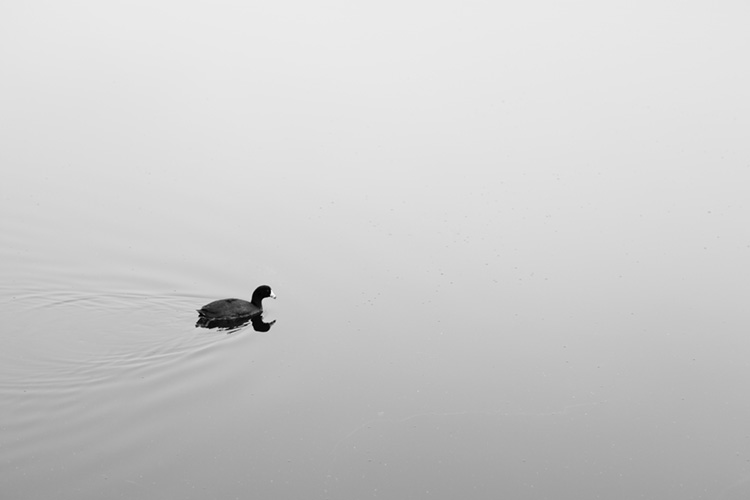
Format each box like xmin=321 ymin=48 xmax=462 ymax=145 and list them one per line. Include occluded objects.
xmin=2 ymin=1 xmax=750 ymax=499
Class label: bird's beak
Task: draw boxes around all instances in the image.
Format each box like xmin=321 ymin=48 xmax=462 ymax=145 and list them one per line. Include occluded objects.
xmin=270 ymin=291 xmax=277 ymax=299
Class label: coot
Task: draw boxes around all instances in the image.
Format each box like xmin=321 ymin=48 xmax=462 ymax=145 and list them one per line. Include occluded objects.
xmin=197 ymin=285 xmax=276 ymax=320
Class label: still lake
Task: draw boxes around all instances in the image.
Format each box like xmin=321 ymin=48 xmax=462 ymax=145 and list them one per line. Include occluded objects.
xmin=2 ymin=2 xmax=750 ymax=499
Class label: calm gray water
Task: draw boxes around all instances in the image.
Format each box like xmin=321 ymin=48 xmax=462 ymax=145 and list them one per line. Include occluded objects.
xmin=2 ymin=2 xmax=750 ymax=499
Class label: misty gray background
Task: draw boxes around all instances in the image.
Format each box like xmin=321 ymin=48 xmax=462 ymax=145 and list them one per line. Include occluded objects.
xmin=1 ymin=1 xmax=749 ymax=499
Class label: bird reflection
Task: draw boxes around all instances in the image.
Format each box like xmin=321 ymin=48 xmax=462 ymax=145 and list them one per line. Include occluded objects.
xmin=195 ymin=314 xmax=276 ymax=333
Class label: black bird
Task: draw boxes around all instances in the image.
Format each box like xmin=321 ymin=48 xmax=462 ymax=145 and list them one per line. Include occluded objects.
xmin=197 ymin=285 xmax=276 ymax=323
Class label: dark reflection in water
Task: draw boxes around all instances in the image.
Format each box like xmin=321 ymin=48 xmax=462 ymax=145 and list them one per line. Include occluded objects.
xmin=195 ymin=314 xmax=276 ymax=333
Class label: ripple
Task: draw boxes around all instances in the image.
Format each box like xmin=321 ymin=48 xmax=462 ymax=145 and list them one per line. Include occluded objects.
xmin=0 ymin=285 xmax=255 ymax=478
